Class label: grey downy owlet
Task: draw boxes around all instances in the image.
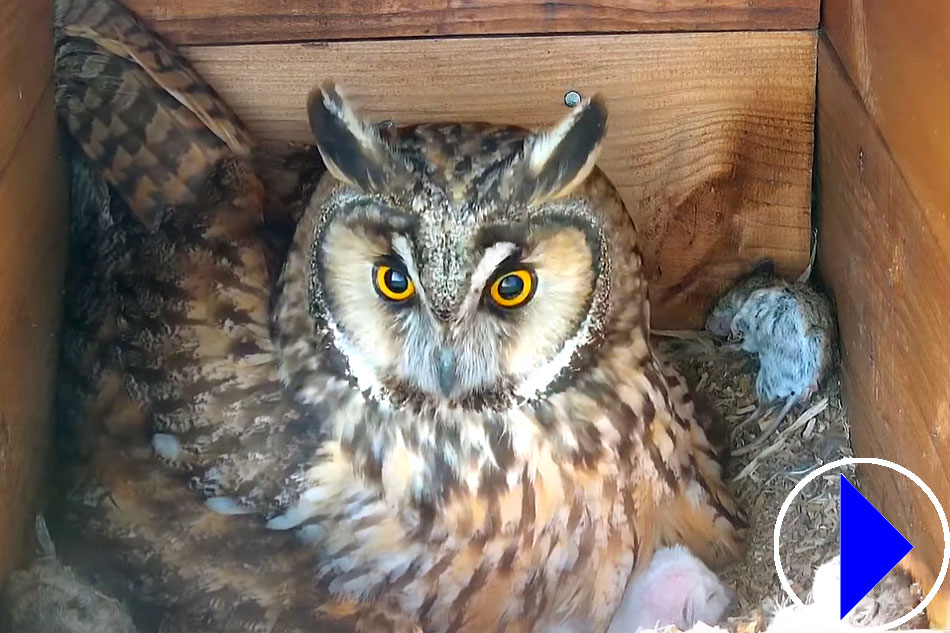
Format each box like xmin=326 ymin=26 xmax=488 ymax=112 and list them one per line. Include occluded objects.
xmin=705 ymin=257 xmax=838 ymax=455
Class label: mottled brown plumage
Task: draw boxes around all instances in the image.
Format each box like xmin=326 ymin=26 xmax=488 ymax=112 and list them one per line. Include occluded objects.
xmin=50 ymin=1 xmax=747 ymax=632
xmin=54 ymin=0 xmax=253 ymax=230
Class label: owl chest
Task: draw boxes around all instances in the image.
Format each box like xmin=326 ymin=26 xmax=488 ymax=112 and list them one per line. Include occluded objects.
xmin=307 ymin=442 xmax=647 ymax=633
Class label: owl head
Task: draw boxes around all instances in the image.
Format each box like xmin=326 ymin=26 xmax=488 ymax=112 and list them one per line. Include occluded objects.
xmin=277 ymin=84 xmax=646 ymax=411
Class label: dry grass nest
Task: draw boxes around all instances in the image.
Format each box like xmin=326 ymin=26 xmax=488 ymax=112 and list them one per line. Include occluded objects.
xmin=653 ymin=330 xmax=856 ymax=631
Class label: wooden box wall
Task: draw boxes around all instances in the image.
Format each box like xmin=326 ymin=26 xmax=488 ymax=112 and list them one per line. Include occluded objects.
xmin=817 ymin=0 xmax=950 ymax=624
xmin=0 ymin=0 xmax=67 ymax=587
xmin=124 ymin=0 xmax=820 ymax=329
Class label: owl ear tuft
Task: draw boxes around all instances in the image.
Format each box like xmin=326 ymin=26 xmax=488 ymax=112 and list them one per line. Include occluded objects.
xmin=307 ymin=84 xmax=411 ymax=194
xmin=512 ymin=94 xmax=608 ymax=205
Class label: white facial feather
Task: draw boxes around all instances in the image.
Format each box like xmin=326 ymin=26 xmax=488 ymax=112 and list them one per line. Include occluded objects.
xmin=311 ymin=147 xmax=602 ymax=403
xmin=458 ymin=242 xmax=518 ymax=317
xmin=320 ymin=221 xmax=398 ymax=402
xmin=329 ymin=317 xmax=389 ymax=403
xmin=510 ymin=228 xmax=596 ymax=398
xmin=391 ymin=234 xmax=422 ymax=296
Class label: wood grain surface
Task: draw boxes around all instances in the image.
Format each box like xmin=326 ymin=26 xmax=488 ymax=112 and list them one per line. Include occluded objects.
xmin=816 ymin=37 xmax=950 ymax=627
xmin=0 ymin=85 xmax=67 ymax=587
xmin=123 ymin=0 xmax=820 ymax=46
xmin=823 ymin=0 xmax=950 ymax=238
xmin=0 ymin=0 xmax=55 ymax=175
xmin=185 ymin=31 xmax=817 ymax=328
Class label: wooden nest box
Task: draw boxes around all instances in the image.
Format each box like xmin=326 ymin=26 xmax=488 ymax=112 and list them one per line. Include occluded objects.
xmin=1 ymin=0 xmax=948 ymax=627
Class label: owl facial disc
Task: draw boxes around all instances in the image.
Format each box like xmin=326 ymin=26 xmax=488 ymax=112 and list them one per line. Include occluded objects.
xmin=291 ymin=83 xmax=613 ymax=408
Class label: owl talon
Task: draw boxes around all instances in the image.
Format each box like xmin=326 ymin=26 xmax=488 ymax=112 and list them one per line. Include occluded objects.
xmin=152 ymin=433 xmax=182 ymax=462
xmin=266 ymin=500 xmax=319 ymax=530
xmin=205 ymin=496 xmax=253 ymax=516
xmin=266 ymin=511 xmax=305 ymax=531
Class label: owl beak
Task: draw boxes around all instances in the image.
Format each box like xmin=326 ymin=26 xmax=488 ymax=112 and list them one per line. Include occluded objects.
xmin=437 ymin=347 xmax=457 ymax=397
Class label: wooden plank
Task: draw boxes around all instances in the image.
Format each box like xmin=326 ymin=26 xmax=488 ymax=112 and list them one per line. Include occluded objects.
xmin=0 ymin=0 xmax=54 ymax=176
xmin=123 ymin=0 xmax=820 ymax=46
xmin=816 ymin=36 xmax=950 ymax=627
xmin=0 ymin=85 xmax=67 ymax=588
xmin=185 ymin=31 xmax=816 ymax=328
xmin=823 ymin=0 xmax=950 ymax=242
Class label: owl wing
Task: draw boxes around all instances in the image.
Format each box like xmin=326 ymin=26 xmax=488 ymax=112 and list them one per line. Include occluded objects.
xmin=54 ymin=396 xmax=381 ymax=633
xmin=50 ymin=1 xmax=396 ymax=629
xmin=54 ymin=0 xmax=324 ymax=263
xmin=54 ymin=0 xmax=254 ymax=231
xmin=54 ymin=0 xmax=341 ymax=516
xmin=57 ymin=131 xmax=395 ymax=633
xmin=252 ymin=142 xmax=327 ymax=271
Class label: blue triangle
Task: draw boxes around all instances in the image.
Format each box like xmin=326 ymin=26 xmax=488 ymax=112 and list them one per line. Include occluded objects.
xmin=839 ymin=475 xmax=914 ymax=619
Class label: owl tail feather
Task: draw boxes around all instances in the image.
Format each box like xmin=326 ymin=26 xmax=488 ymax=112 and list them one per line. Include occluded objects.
xmin=53 ymin=0 xmax=256 ymax=231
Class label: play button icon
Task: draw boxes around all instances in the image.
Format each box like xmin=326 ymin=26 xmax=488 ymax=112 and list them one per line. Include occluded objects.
xmin=775 ymin=457 xmax=949 ymax=631
xmin=840 ymin=475 xmax=914 ymax=619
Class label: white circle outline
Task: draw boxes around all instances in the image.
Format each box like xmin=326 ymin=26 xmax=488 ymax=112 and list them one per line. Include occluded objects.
xmin=773 ymin=457 xmax=949 ymax=632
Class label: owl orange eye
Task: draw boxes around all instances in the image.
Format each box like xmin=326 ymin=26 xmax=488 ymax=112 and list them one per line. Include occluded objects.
xmin=489 ymin=269 xmax=535 ymax=308
xmin=374 ymin=264 xmax=415 ymax=302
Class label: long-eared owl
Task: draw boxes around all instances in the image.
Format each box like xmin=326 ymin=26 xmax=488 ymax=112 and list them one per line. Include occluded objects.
xmin=49 ymin=0 xmax=746 ymax=631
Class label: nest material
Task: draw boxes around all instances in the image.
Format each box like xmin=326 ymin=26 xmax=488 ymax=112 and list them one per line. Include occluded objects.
xmin=653 ymin=330 xmax=856 ymax=628
xmin=654 ymin=330 xmax=929 ymax=631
